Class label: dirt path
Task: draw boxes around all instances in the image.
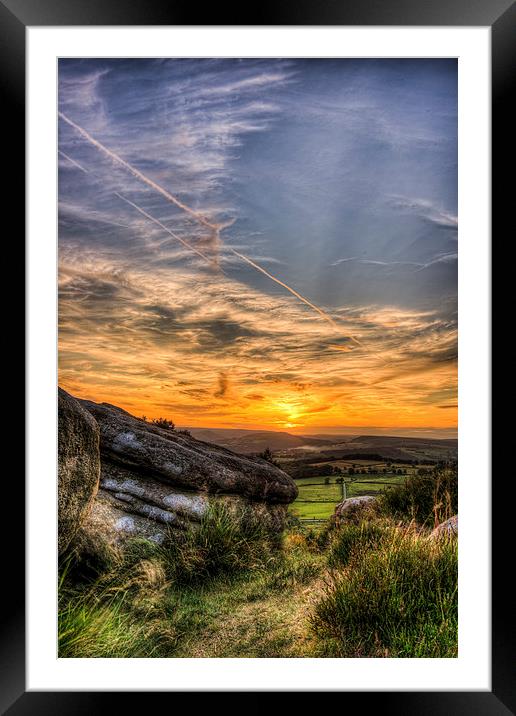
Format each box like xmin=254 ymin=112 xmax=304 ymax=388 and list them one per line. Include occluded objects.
xmin=173 ymin=576 xmax=326 ymax=658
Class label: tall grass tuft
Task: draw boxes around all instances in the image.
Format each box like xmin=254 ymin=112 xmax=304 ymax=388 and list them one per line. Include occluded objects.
xmin=58 ymin=590 xmax=175 ymax=658
xmin=160 ymin=501 xmax=278 ymax=583
xmin=312 ymin=522 xmax=458 ymax=657
xmin=58 ymin=551 xmax=175 ymax=657
xmin=327 ymin=520 xmax=393 ymax=567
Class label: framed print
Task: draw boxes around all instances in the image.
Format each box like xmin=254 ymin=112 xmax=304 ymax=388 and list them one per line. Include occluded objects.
xmin=5 ymin=0 xmax=512 ymax=710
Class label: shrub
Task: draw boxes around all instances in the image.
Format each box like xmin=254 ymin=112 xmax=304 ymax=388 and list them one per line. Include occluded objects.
xmin=151 ymin=417 xmax=175 ymax=430
xmin=312 ymin=525 xmax=458 ymax=657
xmin=380 ymin=463 xmax=457 ymax=527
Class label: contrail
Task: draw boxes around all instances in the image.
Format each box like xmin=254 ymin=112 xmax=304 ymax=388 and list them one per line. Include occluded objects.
xmin=58 ymin=149 xmax=89 ymax=173
xmin=114 ymin=192 xmax=218 ymax=267
xmin=117 ymin=191 xmax=341 ymax=333
xmin=59 ymin=114 xmax=362 ymax=343
xmin=229 ymin=248 xmax=362 ymax=345
xmin=59 ymin=111 xmax=219 ymax=231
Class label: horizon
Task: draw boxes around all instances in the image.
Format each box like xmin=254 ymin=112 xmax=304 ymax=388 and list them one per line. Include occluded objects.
xmin=58 ymin=59 xmax=457 ymax=433
xmin=182 ymin=424 xmax=458 ymax=440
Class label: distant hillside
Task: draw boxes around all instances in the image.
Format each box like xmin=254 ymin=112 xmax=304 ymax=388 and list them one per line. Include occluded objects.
xmin=309 ymin=434 xmax=458 ymax=463
xmin=350 ymin=435 xmax=457 ymax=447
xmin=181 ymin=428 xmax=457 ymax=461
xmin=184 ymin=428 xmax=332 ymax=454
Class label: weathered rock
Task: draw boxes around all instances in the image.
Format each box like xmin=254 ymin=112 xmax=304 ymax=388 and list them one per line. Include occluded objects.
xmin=429 ymin=515 xmax=458 ymax=540
xmin=334 ymin=495 xmax=378 ymax=523
xmin=58 ymin=388 xmax=101 ymax=554
xmin=75 ymin=398 xmax=298 ymax=550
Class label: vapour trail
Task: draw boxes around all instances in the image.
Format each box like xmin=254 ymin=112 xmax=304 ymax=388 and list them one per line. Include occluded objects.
xmin=59 ymin=149 xmax=89 ymax=173
xmin=59 ymin=111 xmax=218 ymax=230
xmin=114 ymin=192 xmax=218 ymax=267
xmin=59 ymin=114 xmax=362 ymax=344
xmin=229 ymin=248 xmax=362 ymax=346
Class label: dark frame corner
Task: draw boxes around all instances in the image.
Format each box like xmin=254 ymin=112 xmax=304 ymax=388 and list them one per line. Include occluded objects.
xmin=7 ymin=0 xmax=513 ymax=712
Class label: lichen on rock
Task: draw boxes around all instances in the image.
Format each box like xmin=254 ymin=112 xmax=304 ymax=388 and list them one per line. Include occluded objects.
xmin=58 ymin=388 xmax=101 ymax=554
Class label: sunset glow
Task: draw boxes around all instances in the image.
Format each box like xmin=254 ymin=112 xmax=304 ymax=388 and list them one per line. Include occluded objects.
xmin=58 ymin=59 xmax=457 ymax=436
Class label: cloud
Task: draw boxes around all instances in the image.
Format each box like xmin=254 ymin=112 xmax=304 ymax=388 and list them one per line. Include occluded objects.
xmin=58 ymin=247 xmax=457 ymax=429
xmin=331 ymin=257 xmax=421 ymax=269
xmin=415 ymin=253 xmax=458 ymax=272
xmin=58 ymin=59 xmax=457 ymax=430
xmin=387 ymin=195 xmax=458 ymax=229
xmin=214 ymin=372 xmax=229 ymax=398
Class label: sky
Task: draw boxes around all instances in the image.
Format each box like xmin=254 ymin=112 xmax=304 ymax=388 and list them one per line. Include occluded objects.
xmin=58 ymin=58 xmax=457 ymax=436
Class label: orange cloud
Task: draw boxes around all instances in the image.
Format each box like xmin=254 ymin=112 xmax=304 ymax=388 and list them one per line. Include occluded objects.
xmin=58 ymin=251 xmax=457 ymax=432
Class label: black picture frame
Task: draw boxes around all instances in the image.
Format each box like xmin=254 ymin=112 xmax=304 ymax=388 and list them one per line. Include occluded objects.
xmin=5 ymin=0 xmax=512 ymax=711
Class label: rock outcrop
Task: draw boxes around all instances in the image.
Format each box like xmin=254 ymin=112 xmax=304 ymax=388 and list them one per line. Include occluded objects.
xmin=334 ymin=495 xmax=378 ymax=524
xmin=58 ymin=388 xmax=101 ymax=554
xmin=74 ymin=398 xmax=298 ymax=550
xmin=429 ymin=515 xmax=458 ymax=540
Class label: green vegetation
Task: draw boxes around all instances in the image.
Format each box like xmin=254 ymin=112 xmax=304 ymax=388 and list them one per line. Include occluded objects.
xmin=58 ymin=551 xmax=176 ymax=658
xmin=290 ymin=501 xmax=339 ymax=520
xmin=380 ymin=463 xmax=458 ymax=527
xmin=291 ymin=471 xmax=406 ymax=521
xmin=59 ymin=506 xmax=326 ymax=658
xmin=327 ymin=521 xmax=392 ymax=567
xmin=158 ymin=501 xmax=278 ymax=584
xmin=312 ymin=522 xmax=458 ymax=657
xmin=59 ymin=479 xmax=458 ymax=659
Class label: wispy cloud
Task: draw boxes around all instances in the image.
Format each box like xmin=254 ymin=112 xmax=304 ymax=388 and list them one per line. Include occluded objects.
xmin=387 ymin=195 xmax=458 ymax=228
xmin=58 ymin=59 xmax=457 ymax=430
xmin=59 ymin=249 xmax=456 ymax=429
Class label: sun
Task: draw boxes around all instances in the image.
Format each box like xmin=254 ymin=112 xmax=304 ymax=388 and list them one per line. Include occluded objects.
xmin=271 ymin=399 xmax=305 ymax=429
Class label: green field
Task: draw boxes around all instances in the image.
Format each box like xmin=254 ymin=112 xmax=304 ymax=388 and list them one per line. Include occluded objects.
xmin=290 ymin=473 xmax=406 ymax=521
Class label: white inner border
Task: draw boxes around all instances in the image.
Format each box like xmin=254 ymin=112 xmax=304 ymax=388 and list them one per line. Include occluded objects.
xmin=27 ymin=26 xmax=491 ymax=691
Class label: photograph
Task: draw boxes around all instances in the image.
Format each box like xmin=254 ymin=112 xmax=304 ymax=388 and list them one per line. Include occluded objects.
xmin=57 ymin=57 xmax=459 ymax=660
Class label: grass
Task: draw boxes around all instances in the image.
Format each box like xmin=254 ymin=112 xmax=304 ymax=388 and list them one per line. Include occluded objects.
xmin=290 ymin=501 xmax=339 ymax=520
xmin=312 ymin=521 xmax=458 ymax=657
xmin=59 ymin=498 xmax=458 ymax=659
xmin=166 ymin=534 xmax=325 ymax=658
xmin=58 ymin=553 xmax=177 ymax=657
xmin=291 ymin=473 xmax=406 ymax=521
xmin=59 ymin=503 xmax=326 ymax=658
